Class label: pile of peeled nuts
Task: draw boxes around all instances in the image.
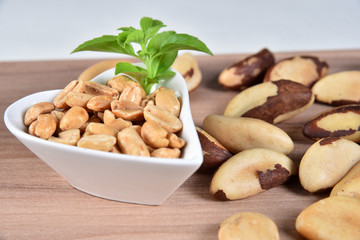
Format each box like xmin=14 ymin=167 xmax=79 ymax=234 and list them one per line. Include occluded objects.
xmin=191 ymin=49 xmax=360 ymax=239
xmin=24 ymin=75 xmax=186 ymax=159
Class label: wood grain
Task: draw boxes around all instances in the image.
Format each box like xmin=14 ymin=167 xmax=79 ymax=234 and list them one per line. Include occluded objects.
xmin=1 ymin=49 xmax=360 ymax=240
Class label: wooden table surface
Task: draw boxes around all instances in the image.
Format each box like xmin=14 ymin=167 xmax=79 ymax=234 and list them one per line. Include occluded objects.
xmin=1 ymin=49 xmax=360 ymax=240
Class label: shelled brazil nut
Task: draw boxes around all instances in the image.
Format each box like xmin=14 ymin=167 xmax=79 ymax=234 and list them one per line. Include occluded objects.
xmin=203 ymin=115 xmax=294 ymax=155
xmin=210 ymin=148 xmax=296 ymax=200
xmin=218 ymin=48 xmax=275 ymax=90
xmin=330 ymin=161 xmax=360 ymax=199
xmin=303 ymin=104 xmax=360 ymax=142
xmin=224 ymin=79 xmax=314 ymax=124
xmin=296 ymin=196 xmax=360 ymax=240
xmin=312 ymin=71 xmax=360 ymax=106
xmin=299 ymin=137 xmax=360 ymax=192
xmin=264 ymin=55 xmax=329 ymax=87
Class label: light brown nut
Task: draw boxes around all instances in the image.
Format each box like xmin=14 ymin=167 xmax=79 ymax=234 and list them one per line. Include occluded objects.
xmin=34 ymin=114 xmax=57 ymax=139
xmin=167 ymin=133 xmax=185 ymax=149
xmin=77 ymin=59 xmax=127 ymax=82
xmin=312 ymin=71 xmax=360 ymax=106
xmin=87 ymin=95 xmax=113 ymax=112
xmin=63 ymin=91 xmax=93 ymax=108
xmin=296 ymin=196 xmax=360 ymax=240
xmin=218 ymin=48 xmax=275 ymax=90
xmin=51 ymin=110 xmax=65 ymax=122
xmin=150 ymin=148 xmax=181 ymax=158
xmin=48 ymin=129 xmax=81 ymax=146
xmin=143 ymin=105 xmax=183 ymax=133
xmin=171 ymin=52 xmax=202 ymax=92
xmin=84 ymin=122 xmax=119 ymax=137
xmin=28 ymin=120 xmax=37 ymax=136
xmin=203 ymin=115 xmax=294 ymax=155
xmin=107 ymin=74 xmax=146 ymax=98
xmin=224 ymin=80 xmax=314 ymax=124
xmin=331 ymin=161 xmax=360 ymax=199
xmin=119 ymin=86 xmax=143 ymax=106
xmin=140 ymin=121 xmax=169 ymax=148
xmin=218 ymin=212 xmax=280 ymax=240
xmin=210 ymin=148 xmax=296 ymax=200
xmin=111 ymin=100 xmax=144 ymax=121
xmin=299 ymin=137 xmax=360 ymax=192
xmin=155 ymin=88 xmax=181 ymax=117
xmin=24 ymin=102 xmax=55 ymax=126
xmin=103 ymin=110 xmax=132 ymax=131
xmin=84 ymin=81 xmax=119 ymax=99
xmin=77 ymin=134 xmax=116 ymax=152
xmin=264 ymin=55 xmax=329 ymax=87
xmin=53 ymin=80 xmax=79 ymax=109
xmin=79 ymin=114 xmax=102 ymax=133
xmin=196 ymin=127 xmax=232 ymax=172
xmin=59 ymin=106 xmax=89 ymax=131
xmin=117 ymin=127 xmax=150 ymax=157
xmin=303 ymin=104 xmax=360 ymax=142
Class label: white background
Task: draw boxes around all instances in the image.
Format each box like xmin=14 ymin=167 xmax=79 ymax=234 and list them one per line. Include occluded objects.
xmin=1 ymin=0 xmax=360 ymax=61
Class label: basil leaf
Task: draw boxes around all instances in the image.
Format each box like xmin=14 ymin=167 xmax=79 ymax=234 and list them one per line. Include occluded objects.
xmin=154 ymin=69 xmax=176 ymax=82
xmin=152 ymin=51 xmax=178 ymax=77
xmin=147 ymin=31 xmax=176 ymax=55
xmin=140 ymin=17 xmax=166 ymax=40
xmin=125 ymin=29 xmax=145 ymax=45
xmin=71 ymin=35 xmax=127 ymax=54
xmin=115 ymin=62 xmax=143 ymax=75
xmin=159 ymin=33 xmax=213 ymax=56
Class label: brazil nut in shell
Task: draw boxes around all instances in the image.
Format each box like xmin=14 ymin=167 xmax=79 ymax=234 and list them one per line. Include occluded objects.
xmin=303 ymin=104 xmax=360 ymax=142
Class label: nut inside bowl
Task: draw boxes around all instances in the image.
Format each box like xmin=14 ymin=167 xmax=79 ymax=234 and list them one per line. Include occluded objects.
xmin=4 ymin=67 xmax=203 ymax=205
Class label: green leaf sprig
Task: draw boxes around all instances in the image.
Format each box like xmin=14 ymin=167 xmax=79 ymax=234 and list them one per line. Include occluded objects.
xmin=71 ymin=17 xmax=213 ymax=94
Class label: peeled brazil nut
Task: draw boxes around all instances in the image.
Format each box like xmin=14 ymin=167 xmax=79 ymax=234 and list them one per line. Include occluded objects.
xmin=224 ymin=80 xmax=314 ymax=124
xmin=330 ymin=161 xmax=360 ymax=199
xmin=312 ymin=71 xmax=360 ymax=106
xmin=299 ymin=137 xmax=360 ymax=192
xmin=210 ymin=148 xmax=296 ymax=200
xmin=171 ymin=52 xmax=202 ymax=92
xmin=296 ymin=196 xmax=360 ymax=240
xmin=196 ymin=127 xmax=232 ymax=172
xmin=303 ymin=104 xmax=360 ymax=142
xmin=202 ymin=115 xmax=294 ymax=155
xmin=218 ymin=48 xmax=275 ymax=90
xmin=264 ymin=55 xmax=329 ymax=87
xmin=218 ymin=212 xmax=280 ymax=240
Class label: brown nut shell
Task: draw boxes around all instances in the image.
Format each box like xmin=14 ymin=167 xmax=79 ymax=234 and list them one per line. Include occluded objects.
xmin=303 ymin=104 xmax=360 ymax=142
xmin=218 ymin=212 xmax=280 ymax=240
xmin=264 ymin=55 xmax=329 ymax=87
xmin=196 ymin=127 xmax=232 ymax=172
xmin=219 ymin=48 xmax=275 ymax=90
xmin=312 ymin=70 xmax=360 ymax=106
xmin=203 ymin=115 xmax=294 ymax=155
xmin=224 ymin=79 xmax=314 ymax=124
xmin=171 ymin=52 xmax=202 ymax=92
xmin=296 ymin=196 xmax=360 ymax=240
xmin=210 ymin=148 xmax=296 ymax=200
xmin=299 ymin=137 xmax=360 ymax=192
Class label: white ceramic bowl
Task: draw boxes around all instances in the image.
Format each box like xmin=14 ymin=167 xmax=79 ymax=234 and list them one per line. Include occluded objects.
xmin=4 ymin=68 xmax=203 ymax=205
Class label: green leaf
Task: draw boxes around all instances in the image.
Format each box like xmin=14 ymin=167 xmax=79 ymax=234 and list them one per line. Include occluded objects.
xmin=154 ymin=69 xmax=176 ymax=82
xmin=115 ymin=62 xmax=143 ymax=75
xmin=151 ymin=51 xmax=178 ymax=77
xmin=125 ymin=29 xmax=145 ymax=45
xmin=159 ymin=33 xmax=213 ymax=56
xmin=140 ymin=17 xmax=166 ymax=40
xmin=147 ymin=31 xmax=176 ymax=55
xmin=71 ymin=35 xmax=127 ymax=54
